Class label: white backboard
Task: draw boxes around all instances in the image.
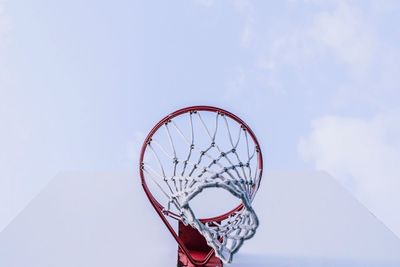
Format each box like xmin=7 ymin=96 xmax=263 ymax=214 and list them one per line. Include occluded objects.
xmin=0 ymin=171 xmax=399 ymax=266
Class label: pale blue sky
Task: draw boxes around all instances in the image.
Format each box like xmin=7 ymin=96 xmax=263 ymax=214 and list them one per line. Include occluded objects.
xmin=1 ymin=0 xmax=399 ymax=237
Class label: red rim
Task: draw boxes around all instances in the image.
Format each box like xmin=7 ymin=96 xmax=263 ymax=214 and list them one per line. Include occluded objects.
xmin=139 ymin=105 xmax=263 ymax=265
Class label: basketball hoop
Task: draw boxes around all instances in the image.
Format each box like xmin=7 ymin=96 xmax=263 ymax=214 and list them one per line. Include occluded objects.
xmin=139 ymin=106 xmax=263 ymax=266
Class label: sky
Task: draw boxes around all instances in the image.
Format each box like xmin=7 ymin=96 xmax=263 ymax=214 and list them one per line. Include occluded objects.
xmin=0 ymin=0 xmax=399 ymax=239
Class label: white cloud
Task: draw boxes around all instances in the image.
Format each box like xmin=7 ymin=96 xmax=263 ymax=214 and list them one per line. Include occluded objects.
xmin=226 ymin=0 xmax=400 ymax=113
xmin=0 ymin=0 xmax=9 ymax=44
xmin=241 ymin=21 xmax=254 ymax=48
xmin=225 ymin=67 xmax=246 ymax=100
xmin=299 ymin=110 xmax=400 ymax=237
xmin=312 ymin=1 xmax=375 ymax=72
xmin=0 ymin=0 xmax=10 ymax=86
xmin=192 ymin=0 xmax=255 ymax=48
xmin=233 ymin=0 xmax=255 ymax=47
xmin=192 ymin=0 xmax=216 ymax=8
xmin=259 ymin=1 xmax=375 ymax=74
xmin=194 ymin=0 xmax=255 ymax=47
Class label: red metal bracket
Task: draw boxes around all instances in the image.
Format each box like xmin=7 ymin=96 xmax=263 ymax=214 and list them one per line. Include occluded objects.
xmin=177 ymin=221 xmax=223 ymax=267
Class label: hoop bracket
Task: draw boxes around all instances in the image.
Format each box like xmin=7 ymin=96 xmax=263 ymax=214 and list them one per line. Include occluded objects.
xmin=177 ymin=221 xmax=223 ymax=267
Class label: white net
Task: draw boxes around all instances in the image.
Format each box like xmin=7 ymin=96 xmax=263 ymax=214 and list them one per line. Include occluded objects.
xmin=141 ymin=109 xmax=262 ymax=263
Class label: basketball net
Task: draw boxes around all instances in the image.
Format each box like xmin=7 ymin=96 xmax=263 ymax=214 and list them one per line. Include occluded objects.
xmin=140 ymin=106 xmax=263 ymax=265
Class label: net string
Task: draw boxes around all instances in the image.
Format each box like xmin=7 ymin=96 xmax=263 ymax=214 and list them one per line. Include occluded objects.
xmin=143 ymin=110 xmax=259 ymax=214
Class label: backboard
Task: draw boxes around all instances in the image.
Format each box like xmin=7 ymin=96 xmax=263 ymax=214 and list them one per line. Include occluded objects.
xmin=1 ymin=170 xmax=400 ymax=266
